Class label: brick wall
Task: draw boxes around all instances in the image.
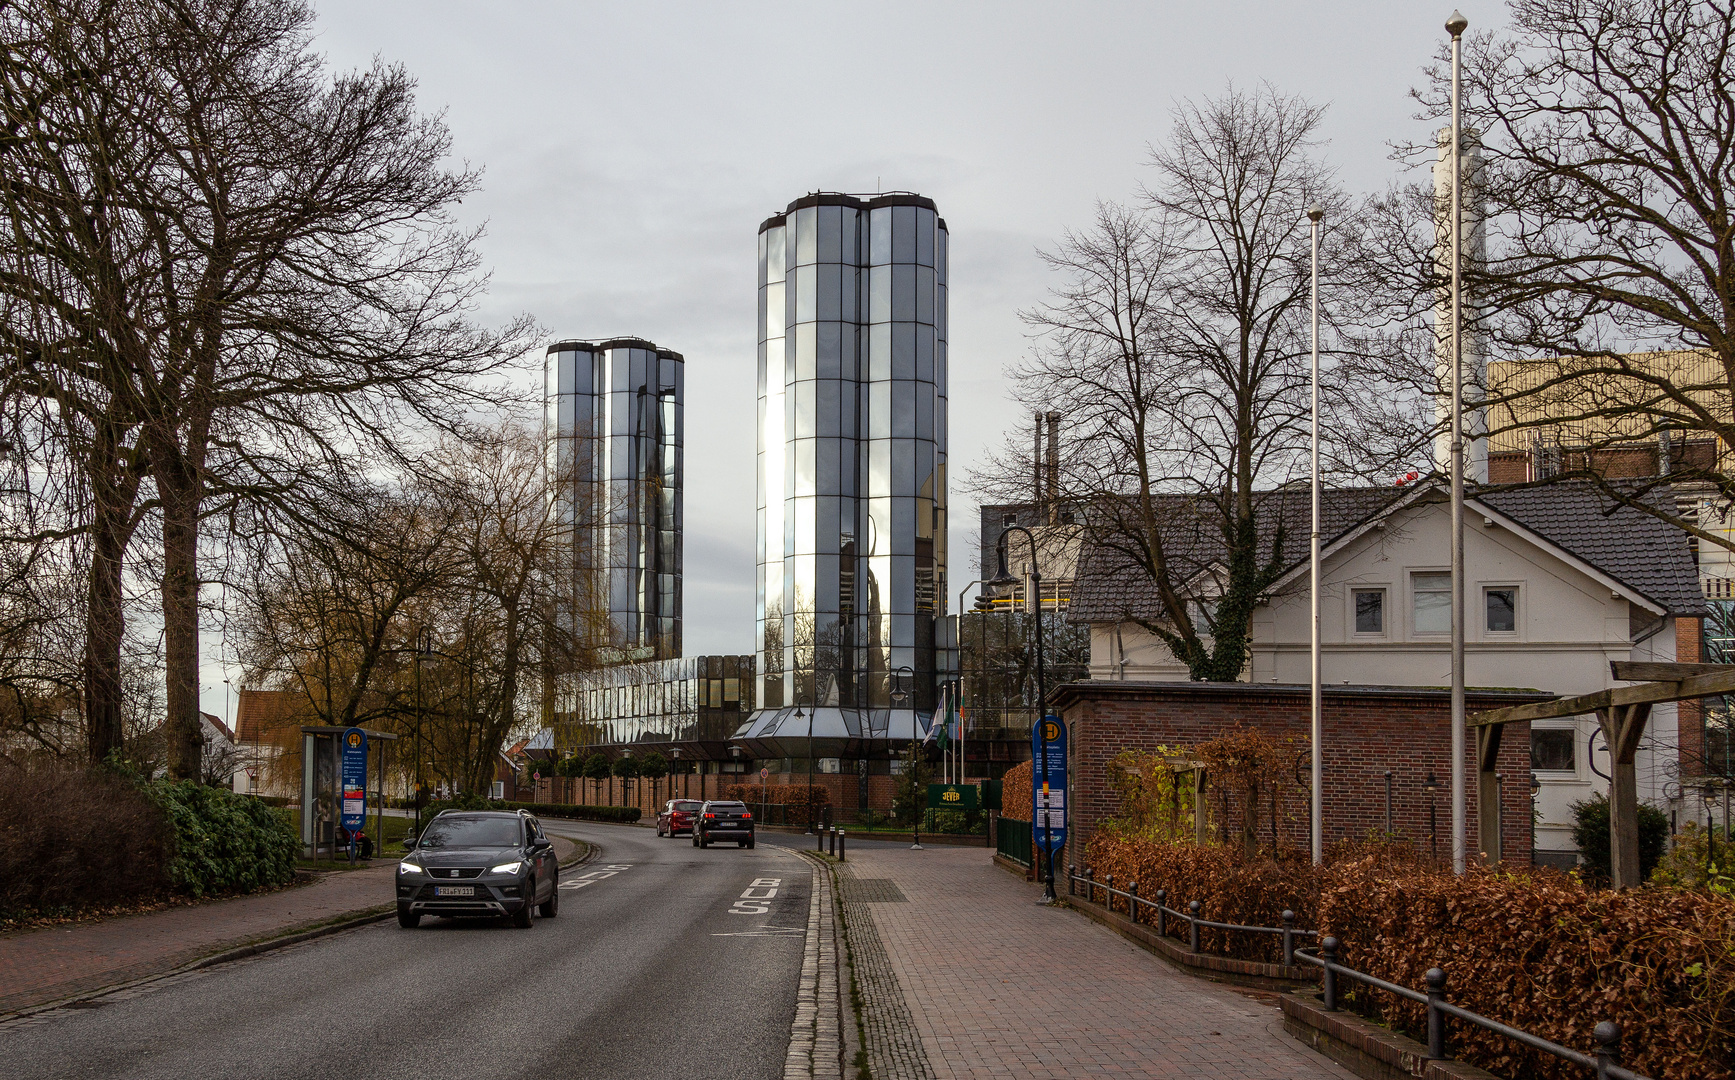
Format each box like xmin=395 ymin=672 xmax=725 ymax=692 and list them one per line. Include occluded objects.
xmin=1054 ymin=682 xmax=1543 ymax=864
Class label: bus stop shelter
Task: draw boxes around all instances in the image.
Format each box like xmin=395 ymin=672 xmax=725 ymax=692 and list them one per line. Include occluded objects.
xmin=1470 ymin=661 xmax=1735 ymax=888
xmin=300 ymin=725 xmax=398 ymax=859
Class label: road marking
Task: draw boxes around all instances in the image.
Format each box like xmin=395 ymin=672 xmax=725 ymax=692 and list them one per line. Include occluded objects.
xmin=559 ymin=864 xmax=633 ymax=890
xmin=729 ymin=877 xmax=781 ymax=915
xmin=711 ymin=925 xmax=804 ymax=937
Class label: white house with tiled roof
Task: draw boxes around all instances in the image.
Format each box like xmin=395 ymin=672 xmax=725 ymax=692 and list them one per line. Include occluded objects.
xmin=1068 ymin=481 xmax=1708 ymax=867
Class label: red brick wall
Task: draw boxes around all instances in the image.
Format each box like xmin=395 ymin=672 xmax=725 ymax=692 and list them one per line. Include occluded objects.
xmin=1056 ymin=683 xmax=1538 ymax=864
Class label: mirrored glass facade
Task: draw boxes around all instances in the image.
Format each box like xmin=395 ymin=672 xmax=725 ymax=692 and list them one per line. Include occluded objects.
xmin=742 ymin=193 xmax=949 ymax=750
xmin=544 ymin=338 xmax=683 ymax=661
xmin=552 ymin=654 xmax=754 ymax=753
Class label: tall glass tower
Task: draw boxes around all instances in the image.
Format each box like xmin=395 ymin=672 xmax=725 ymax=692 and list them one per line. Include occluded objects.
xmin=544 ymin=338 xmax=683 ymax=662
xmin=739 ymin=192 xmax=949 ymax=756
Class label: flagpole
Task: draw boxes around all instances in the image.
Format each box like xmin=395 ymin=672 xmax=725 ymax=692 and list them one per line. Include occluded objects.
xmin=1447 ymin=8 xmax=1469 ymax=876
xmin=1307 ymin=203 xmax=1324 ymax=866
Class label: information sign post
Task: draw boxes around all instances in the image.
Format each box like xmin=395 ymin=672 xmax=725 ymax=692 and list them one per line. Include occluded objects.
xmin=340 ymin=727 xmax=368 ymax=862
xmin=1031 ymin=715 xmax=1067 ymax=904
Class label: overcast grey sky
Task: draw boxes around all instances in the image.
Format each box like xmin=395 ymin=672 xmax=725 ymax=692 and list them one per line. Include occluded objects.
xmin=204 ymin=1 xmax=1489 ymax=718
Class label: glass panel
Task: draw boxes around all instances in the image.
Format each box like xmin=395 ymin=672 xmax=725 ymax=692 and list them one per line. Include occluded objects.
xmin=892 ymin=205 xmax=916 ymax=262
xmin=1530 ymin=729 xmax=1575 ymax=772
xmin=817 ymin=264 xmax=841 ymax=321
xmin=917 ymin=265 xmax=935 ymax=324
xmin=869 ymin=382 xmax=891 ymax=439
xmin=892 ymin=381 xmax=916 ymax=438
xmin=1412 ymin=572 xmax=1450 ymax=633
xmin=817 ymin=204 xmax=841 ymax=263
xmin=765 ymin=225 xmax=785 ymax=283
xmin=871 ymin=265 xmax=891 ymax=323
xmin=893 ymin=264 xmax=916 ymax=321
xmin=1485 ymin=588 xmax=1517 ymax=632
xmin=917 ymin=207 xmax=935 ymax=266
xmin=1354 ymin=590 xmax=1384 ymax=634
xmin=870 ymin=206 xmax=891 ymax=264
xmin=892 ymin=324 xmax=916 ymax=381
xmin=795 ymin=264 xmax=816 ymax=322
xmin=869 ymin=326 xmax=890 ymax=382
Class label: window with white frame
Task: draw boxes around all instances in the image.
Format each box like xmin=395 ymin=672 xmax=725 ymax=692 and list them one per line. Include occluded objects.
xmin=1412 ymin=572 xmax=1451 ymax=633
xmin=1485 ymin=586 xmax=1518 ymax=633
xmin=1352 ymin=588 xmax=1386 ymax=634
xmin=1530 ymin=727 xmax=1575 ymax=773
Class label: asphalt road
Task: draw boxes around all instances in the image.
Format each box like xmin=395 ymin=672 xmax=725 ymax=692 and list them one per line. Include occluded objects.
xmin=0 ymin=822 xmax=812 ymax=1080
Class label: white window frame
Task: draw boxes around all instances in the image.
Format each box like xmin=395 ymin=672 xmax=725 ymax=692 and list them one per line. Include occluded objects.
xmin=1349 ymin=586 xmax=1389 ymax=638
xmin=1529 ymin=721 xmax=1580 ymax=779
xmin=1409 ymin=569 xmax=1452 ymax=637
xmin=1481 ymin=582 xmax=1522 ymax=639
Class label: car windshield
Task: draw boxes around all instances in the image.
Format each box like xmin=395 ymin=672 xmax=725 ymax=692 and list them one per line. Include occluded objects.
xmin=675 ymin=801 xmax=700 ymax=811
xmin=708 ymin=802 xmax=746 ymax=809
xmin=417 ymin=817 xmax=520 ymax=849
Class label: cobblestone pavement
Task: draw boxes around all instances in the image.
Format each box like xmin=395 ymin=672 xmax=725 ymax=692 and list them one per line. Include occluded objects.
xmin=839 ymin=845 xmax=1356 ymax=1080
xmin=0 ymin=837 xmax=579 ymax=1017
xmin=784 ymin=857 xmax=846 ymax=1080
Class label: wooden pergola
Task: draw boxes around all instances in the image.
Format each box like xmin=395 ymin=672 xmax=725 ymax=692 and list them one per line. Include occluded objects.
xmin=1470 ymin=661 xmax=1735 ymax=888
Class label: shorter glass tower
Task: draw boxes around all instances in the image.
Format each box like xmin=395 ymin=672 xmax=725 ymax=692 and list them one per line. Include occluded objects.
xmin=544 ymin=338 xmax=683 ymax=661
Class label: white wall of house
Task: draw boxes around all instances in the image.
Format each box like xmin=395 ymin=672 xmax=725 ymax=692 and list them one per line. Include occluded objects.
xmin=1086 ymin=498 xmax=1683 ymax=861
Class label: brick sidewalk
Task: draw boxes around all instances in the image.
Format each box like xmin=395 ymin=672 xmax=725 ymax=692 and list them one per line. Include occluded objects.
xmin=838 ymin=845 xmax=1356 ymax=1079
xmin=0 ymin=837 xmax=579 ymax=1016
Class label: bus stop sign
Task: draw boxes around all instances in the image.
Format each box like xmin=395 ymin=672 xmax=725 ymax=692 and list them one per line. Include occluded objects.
xmin=340 ymin=727 xmax=368 ymax=834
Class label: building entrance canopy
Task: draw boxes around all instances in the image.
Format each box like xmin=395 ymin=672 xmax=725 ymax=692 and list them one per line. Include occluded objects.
xmin=734 ymin=706 xmax=934 ymax=759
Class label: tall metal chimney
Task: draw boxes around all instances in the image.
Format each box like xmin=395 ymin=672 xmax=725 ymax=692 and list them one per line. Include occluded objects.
xmin=1046 ymin=412 xmax=1061 ymax=525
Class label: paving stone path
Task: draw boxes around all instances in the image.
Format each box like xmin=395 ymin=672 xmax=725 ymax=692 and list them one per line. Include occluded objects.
xmin=838 ymin=844 xmax=1356 ymax=1079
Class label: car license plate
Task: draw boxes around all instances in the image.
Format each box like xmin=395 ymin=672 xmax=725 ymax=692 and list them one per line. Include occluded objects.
xmin=434 ymin=886 xmax=474 ymax=897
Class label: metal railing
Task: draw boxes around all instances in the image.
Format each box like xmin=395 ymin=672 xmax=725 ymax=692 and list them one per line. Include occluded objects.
xmin=1066 ymin=865 xmax=1318 ymax=964
xmin=1296 ymin=937 xmax=1652 ymax=1080
xmin=996 ymin=816 xmax=1032 ymax=867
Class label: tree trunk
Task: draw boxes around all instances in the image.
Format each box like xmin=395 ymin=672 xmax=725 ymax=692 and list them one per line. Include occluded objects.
xmin=158 ymin=461 xmax=203 ymax=781
xmin=84 ymin=487 xmax=128 ymax=765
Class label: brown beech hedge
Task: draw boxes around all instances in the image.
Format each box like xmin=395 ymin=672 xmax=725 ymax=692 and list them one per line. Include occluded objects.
xmin=1085 ymin=834 xmax=1734 ymax=1080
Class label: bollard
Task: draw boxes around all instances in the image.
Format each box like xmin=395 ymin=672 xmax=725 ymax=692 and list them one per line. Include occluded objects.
xmin=816 ymin=824 xmax=824 ymax=852
xmin=1320 ymin=936 xmax=1340 ymax=1011
xmin=1104 ymin=874 xmax=1114 ymax=911
xmin=1425 ymin=968 xmax=1448 ymax=1059
xmin=1188 ymin=900 xmax=1201 ymax=953
xmin=1067 ymin=864 xmax=1076 ymax=897
xmin=1155 ymin=889 xmax=1167 ymax=937
xmin=1085 ymin=866 xmax=1095 ymax=904
xmin=1127 ymin=881 xmax=1139 ymax=924
xmin=838 ymin=829 xmax=846 ymax=862
xmin=1281 ymin=910 xmax=1296 ymax=966
xmin=1593 ymin=1020 xmax=1621 ymax=1080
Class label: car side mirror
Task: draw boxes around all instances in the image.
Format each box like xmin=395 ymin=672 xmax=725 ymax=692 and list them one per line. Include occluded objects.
xmin=531 ymin=836 xmax=553 ymax=850
xmin=402 ymin=836 xmax=417 ymax=850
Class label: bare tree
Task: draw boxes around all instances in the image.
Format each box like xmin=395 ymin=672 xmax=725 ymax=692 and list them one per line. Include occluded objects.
xmin=1395 ymin=0 xmax=1735 ymax=546
xmin=0 ymin=0 xmax=532 ymax=780
xmin=994 ymin=86 xmax=1359 ymax=680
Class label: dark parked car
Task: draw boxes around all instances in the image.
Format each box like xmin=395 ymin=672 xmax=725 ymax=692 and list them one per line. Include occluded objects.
xmin=397 ymin=810 xmax=558 ymax=928
xmin=657 ymin=799 xmax=701 ymax=837
xmin=693 ymin=800 xmax=754 ymax=848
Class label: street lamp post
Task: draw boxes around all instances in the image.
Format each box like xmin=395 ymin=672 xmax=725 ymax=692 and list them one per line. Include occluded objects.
xmin=891 ymin=666 xmax=918 ymax=849
xmin=986 ymin=525 xmax=1051 ymax=901
xmin=798 ymin=702 xmax=813 ymax=834
xmin=1447 ymin=7 xmax=1470 ymax=876
xmin=1308 ymin=203 xmax=1325 ymax=867
xmin=954 ymin=578 xmax=985 ymax=787
xmin=671 ymin=747 xmax=682 ymax=800
xmin=1425 ymin=770 xmax=1441 ymax=861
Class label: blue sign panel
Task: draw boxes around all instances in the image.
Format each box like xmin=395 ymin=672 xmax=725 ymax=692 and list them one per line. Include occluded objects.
xmin=340 ymin=727 xmax=368 ymax=835
xmin=1031 ymin=714 xmax=1067 ymax=852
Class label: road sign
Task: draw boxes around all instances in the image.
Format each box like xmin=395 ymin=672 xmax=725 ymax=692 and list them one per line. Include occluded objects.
xmin=340 ymin=727 xmax=368 ymax=835
xmin=926 ymin=783 xmax=980 ymax=810
xmin=761 ymin=768 xmax=768 ymax=779
xmin=1031 ymin=715 xmax=1067 ymax=852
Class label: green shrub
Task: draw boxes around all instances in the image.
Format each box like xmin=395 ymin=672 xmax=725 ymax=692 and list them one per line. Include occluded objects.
xmin=929 ymin=809 xmax=984 ymax=834
xmin=147 ymin=780 xmax=299 ymax=897
xmin=1570 ymin=793 xmax=1669 ymax=884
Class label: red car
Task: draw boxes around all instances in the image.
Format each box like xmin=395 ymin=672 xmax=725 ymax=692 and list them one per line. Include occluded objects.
xmin=656 ymin=799 xmax=701 ymax=837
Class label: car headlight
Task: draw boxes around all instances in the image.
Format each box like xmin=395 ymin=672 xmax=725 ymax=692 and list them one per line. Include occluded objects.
xmin=398 ymin=862 xmax=422 ymax=875
xmin=490 ymin=861 xmax=524 ymax=875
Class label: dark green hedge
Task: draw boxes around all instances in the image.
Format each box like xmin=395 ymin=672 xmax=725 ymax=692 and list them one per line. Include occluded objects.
xmin=148 ymin=781 xmax=300 ymax=897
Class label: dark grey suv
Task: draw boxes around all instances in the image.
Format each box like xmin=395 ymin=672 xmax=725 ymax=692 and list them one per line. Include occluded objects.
xmin=693 ymin=800 xmax=754 ymax=848
xmin=396 ymin=810 xmax=558 ymax=928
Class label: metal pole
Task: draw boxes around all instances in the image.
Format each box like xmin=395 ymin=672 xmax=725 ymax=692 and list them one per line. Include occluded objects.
xmin=1448 ymin=8 xmax=1470 ymax=876
xmin=1308 ymin=204 xmax=1324 ymax=866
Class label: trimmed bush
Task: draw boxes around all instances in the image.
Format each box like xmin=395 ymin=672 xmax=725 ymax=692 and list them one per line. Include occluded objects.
xmin=148 ymin=780 xmax=300 ymax=897
xmin=1084 ymin=832 xmax=1735 ymax=1080
xmin=726 ymin=783 xmax=829 ymax=825
xmin=0 ymin=760 xmax=172 ymax=916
